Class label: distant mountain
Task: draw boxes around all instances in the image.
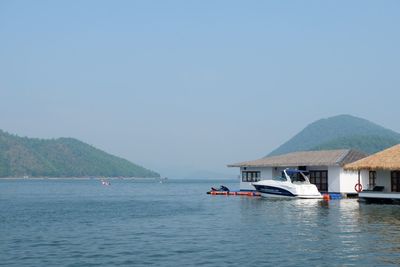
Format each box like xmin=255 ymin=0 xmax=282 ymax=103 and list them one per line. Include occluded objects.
xmin=0 ymin=130 xmax=159 ymax=178
xmin=268 ymin=115 xmax=400 ymax=156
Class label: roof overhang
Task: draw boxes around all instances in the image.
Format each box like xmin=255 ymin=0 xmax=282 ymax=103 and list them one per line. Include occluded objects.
xmin=228 ymin=163 xmax=337 ymax=168
xmin=344 ymin=144 xmax=400 ymax=171
xmin=228 ymin=149 xmax=367 ymax=169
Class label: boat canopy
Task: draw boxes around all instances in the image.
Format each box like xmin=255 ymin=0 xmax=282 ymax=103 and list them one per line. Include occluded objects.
xmin=285 ymin=169 xmax=307 ymax=175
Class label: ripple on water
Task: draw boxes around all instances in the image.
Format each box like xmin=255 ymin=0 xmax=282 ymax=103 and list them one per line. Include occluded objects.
xmin=1 ymin=180 xmax=400 ymax=266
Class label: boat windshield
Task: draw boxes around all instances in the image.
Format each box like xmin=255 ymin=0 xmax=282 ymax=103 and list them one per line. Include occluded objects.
xmin=272 ymin=175 xmax=288 ymax=182
xmin=282 ymin=169 xmax=310 ymax=183
xmin=287 ymin=171 xmax=310 ymax=184
xmin=272 ymin=170 xmax=311 ymax=183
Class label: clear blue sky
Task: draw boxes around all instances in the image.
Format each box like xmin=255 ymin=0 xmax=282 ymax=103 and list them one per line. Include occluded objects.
xmin=1 ymin=1 xmax=399 ymax=177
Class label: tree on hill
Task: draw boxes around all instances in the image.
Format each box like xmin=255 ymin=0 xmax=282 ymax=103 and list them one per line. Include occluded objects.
xmin=0 ymin=130 xmax=159 ymax=178
xmin=268 ymin=114 xmax=400 ymax=156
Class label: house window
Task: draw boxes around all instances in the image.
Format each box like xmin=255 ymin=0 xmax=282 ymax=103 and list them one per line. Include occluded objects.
xmin=391 ymin=171 xmax=400 ymax=192
xmin=298 ymin=166 xmax=307 ymax=171
xmin=309 ymin=170 xmax=328 ymax=192
xmin=242 ymin=171 xmax=261 ymax=182
xmin=369 ymin=171 xmax=376 ymax=189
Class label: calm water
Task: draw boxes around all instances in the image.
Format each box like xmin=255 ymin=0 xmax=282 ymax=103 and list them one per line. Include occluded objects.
xmin=1 ymin=179 xmax=400 ymax=267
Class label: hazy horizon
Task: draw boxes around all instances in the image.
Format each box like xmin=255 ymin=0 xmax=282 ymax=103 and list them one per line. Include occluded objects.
xmin=1 ymin=1 xmax=399 ymax=178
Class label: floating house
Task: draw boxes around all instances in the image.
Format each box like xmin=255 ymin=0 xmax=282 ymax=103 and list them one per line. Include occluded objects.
xmin=344 ymin=144 xmax=400 ymax=203
xmin=228 ymin=149 xmax=367 ymax=194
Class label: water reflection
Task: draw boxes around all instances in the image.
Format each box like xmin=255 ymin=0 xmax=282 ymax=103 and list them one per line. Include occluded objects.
xmin=238 ymin=198 xmax=400 ymax=265
xmin=357 ymin=203 xmax=400 ymax=264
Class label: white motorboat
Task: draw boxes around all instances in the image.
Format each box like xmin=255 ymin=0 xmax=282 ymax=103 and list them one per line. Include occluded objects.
xmin=252 ymin=169 xmax=322 ymax=199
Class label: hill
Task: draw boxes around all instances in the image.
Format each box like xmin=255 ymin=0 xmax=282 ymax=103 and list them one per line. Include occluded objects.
xmin=268 ymin=115 xmax=400 ymax=156
xmin=0 ymin=130 xmax=159 ymax=178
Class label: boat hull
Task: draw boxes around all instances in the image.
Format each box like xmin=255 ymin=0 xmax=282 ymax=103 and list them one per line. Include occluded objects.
xmin=253 ymin=184 xmax=322 ymax=199
xmin=259 ymin=192 xmax=322 ymax=199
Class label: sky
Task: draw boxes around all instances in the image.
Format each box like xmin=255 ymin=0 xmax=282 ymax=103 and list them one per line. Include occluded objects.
xmin=1 ymin=1 xmax=399 ymax=178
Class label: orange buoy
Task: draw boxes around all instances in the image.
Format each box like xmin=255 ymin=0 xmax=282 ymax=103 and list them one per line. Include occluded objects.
xmin=323 ymin=194 xmax=330 ymax=200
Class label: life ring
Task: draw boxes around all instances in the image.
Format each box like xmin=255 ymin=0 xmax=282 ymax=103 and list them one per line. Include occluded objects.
xmin=354 ymin=183 xmax=363 ymax=193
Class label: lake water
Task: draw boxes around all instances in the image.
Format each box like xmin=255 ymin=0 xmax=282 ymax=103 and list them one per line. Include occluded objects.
xmin=1 ymin=179 xmax=400 ymax=266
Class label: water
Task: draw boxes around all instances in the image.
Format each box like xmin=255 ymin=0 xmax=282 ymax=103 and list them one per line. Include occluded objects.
xmin=1 ymin=179 xmax=400 ymax=267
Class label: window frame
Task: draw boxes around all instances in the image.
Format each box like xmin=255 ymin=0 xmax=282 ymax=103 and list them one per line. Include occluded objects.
xmin=241 ymin=171 xmax=261 ymax=182
xmin=369 ymin=171 xmax=376 ymax=189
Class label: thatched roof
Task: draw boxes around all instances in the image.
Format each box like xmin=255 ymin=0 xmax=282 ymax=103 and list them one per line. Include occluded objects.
xmin=344 ymin=144 xmax=400 ymax=171
xmin=228 ymin=149 xmax=367 ymax=168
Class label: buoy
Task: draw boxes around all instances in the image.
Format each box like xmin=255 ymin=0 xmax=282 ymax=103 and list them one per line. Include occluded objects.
xmin=323 ymin=194 xmax=330 ymax=200
xmin=354 ymin=183 xmax=363 ymax=193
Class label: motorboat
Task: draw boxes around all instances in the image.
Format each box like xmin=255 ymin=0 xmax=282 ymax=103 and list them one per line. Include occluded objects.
xmin=101 ymin=179 xmax=111 ymax=186
xmin=252 ymin=169 xmax=322 ymax=199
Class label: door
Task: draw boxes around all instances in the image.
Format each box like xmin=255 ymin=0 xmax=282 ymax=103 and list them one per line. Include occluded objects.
xmin=391 ymin=171 xmax=400 ymax=192
xmin=309 ymin=170 xmax=328 ymax=192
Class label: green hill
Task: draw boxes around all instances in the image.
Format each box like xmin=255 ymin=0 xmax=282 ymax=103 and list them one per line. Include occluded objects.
xmin=268 ymin=114 xmax=400 ymax=156
xmin=0 ymin=130 xmax=159 ymax=178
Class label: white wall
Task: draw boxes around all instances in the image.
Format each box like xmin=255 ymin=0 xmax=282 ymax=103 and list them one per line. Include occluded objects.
xmin=328 ymin=166 xmax=341 ymax=192
xmin=343 ymin=169 xmax=391 ymax=193
xmin=338 ymin=169 xmax=365 ymax=193
xmin=360 ymin=170 xmax=369 ymax=191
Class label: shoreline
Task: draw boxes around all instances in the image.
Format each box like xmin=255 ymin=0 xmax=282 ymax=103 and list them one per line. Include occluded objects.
xmin=0 ymin=177 xmax=159 ymax=180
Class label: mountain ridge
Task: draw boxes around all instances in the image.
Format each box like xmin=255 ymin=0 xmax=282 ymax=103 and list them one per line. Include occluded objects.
xmin=268 ymin=115 xmax=400 ymax=156
xmin=0 ymin=130 xmax=159 ymax=178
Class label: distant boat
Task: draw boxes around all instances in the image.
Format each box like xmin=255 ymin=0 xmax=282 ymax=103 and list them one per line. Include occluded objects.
xmin=158 ymin=177 xmax=168 ymax=183
xmin=101 ymin=179 xmax=111 ymax=186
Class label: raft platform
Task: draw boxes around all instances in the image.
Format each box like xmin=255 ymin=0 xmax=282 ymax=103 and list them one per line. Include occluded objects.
xmin=207 ymin=190 xmax=260 ymax=197
xmin=207 ymin=191 xmax=344 ymax=199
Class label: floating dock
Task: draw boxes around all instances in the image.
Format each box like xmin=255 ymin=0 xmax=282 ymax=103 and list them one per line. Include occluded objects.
xmin=207 ymin=191 xmax=344 ymax=199
xmin=207 ymin=191 xmax=260 ymax=196
xmin=322 ymin=193 xmax=343 ymax=200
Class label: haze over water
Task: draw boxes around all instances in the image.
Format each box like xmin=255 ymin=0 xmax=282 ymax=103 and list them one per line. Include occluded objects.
xmin=1 ymin=179 xmax=400 ymax=266
xmin=1 ymin=1 xmax=400 ymax=178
